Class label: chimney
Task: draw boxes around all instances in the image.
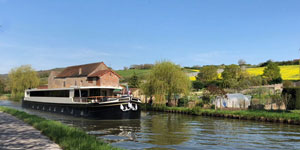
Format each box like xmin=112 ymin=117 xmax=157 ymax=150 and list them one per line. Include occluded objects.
xmin=79 ymin=68 xmax=82 ymax=75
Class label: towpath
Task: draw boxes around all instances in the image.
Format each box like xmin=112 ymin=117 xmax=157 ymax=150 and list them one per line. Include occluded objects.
xmin=0 ymin=111 xmax=61 ymax=150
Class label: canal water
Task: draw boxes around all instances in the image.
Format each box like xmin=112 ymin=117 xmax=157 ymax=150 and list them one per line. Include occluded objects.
xmin=1 ymin=100 xmax=300 ymax=150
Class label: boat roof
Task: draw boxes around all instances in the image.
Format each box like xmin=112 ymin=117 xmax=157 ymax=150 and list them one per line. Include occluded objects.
xmin=26 ymin=86 xmax=123 ymax=92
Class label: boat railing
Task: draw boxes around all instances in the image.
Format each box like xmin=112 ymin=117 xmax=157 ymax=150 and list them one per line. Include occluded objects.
xmin=88 ymin=96 xmax=126 ymax=103
xmin=73 ymin=97 xmax=89 ymax=103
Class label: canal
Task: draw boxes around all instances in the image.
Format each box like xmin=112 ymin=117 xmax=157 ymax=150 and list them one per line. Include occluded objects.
xmin=1 ymin=100 xmax=300 ymax=150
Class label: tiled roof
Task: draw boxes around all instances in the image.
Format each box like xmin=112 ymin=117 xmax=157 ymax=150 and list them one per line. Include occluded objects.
xmin=88 ymin=70 xmax=110 ymax=77
xmin=88 ymin=69 xmax=121 ymax=78
xmin=56 ymin=62 xmax=104 ymax=78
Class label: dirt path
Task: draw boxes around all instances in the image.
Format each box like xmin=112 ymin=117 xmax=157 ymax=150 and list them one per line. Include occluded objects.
xmin=0 ymin=111 xmax=61 ymax=150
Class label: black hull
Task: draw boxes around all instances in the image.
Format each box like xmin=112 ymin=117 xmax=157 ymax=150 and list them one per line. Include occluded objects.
xmin=22 ymin=100 xmax=141 ymax=120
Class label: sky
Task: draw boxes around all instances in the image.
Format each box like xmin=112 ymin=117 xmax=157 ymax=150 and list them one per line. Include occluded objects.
xmin=0 ymin=0 xmax=300 ymax=74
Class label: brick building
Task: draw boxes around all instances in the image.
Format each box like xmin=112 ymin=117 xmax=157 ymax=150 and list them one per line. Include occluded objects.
xmin=48 ymin=62 xmax=121 ymax=89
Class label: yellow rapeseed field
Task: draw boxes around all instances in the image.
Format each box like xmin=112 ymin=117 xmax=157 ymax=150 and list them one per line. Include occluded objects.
xmin=189 ymin=65 xmax=300 ymax=81
xmin=247 ymin=65 xmax=300 ymax=80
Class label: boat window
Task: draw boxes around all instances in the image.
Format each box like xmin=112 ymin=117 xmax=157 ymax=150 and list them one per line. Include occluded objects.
xmin=90 ymin=89 xmax=101 ymax=96
xmin=30 ymin=90 xmax=69 ymax=97
xmin=81 ymin=90 xmax=88 ymax=97
xmin=75 ymin=90 xmax=80 ymax=97
xmin=74 ymin=90 xmax=88 ymax=97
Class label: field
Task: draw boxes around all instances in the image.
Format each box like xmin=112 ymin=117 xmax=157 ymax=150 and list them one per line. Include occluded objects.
xmin=247 ymin=65 xmax=300 ymax=80
xmin=116 ymin=65 xmax=300 ymax=82
xmin=115 ymin=69 xmax=150 ymax=79
xmin=189 ymin=65 xmax=300 ymax=81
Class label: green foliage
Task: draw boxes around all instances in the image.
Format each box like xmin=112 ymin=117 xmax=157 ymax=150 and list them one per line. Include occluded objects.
xmin=222 ymin=64 xmax=242 ymax=80
xmin=197 ymin=65 xmax=218 ymax=82
xmin=142 ymin=61 xmax=191 ymax=104
xmin=282 ymin=87 xmax=300 ymax=110
xmin=8 ymin=65 xmax=40 ymax=101
xmin=128 ymin=72 xmax=141 ymax=88
xmin=192 ymin=80 xmax=204 ymax=90
xmin=116 ymin=69 xmax=149 ymax=83
xmin=263 ymin=61 xmax=282 ymax=84
xmin=140 ymin=104 xmax=300 ymax=123
xmin=221 ymin=64 xmax=250 ymax=90
xmin=0 ymin=106 xmax=122 ymax=150
xmin=283 ymin=80 xmax=294 ymax=88
xmin=0 ymin=78 xmax=5 ymax=95
xmin=248 ymin=75 xmax=263 ymax=86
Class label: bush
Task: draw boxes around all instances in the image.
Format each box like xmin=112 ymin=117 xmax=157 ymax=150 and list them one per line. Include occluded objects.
xmin=283 ymin=80 xmax=294 ymax=88
xmin=192 ymin=81 xmax=204 ymax=90
xmin=282 ymin=87 xmax=300 ymax=110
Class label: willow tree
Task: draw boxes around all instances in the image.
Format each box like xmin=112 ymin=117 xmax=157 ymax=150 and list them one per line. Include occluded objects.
xmin=8 ymin=65 xmax=39 ymax=100
xmin=142 ymin=61 xmax=191 ymax=105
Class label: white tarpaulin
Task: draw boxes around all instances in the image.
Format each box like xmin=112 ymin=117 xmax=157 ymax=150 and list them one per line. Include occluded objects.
xmin=213 ymin=93 xmax=251 ymax=109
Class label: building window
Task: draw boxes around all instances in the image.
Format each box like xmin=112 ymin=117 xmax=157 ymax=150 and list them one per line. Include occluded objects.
xmin=75 ymin=81 xmax=77 ymax=86
xmin=63 ymin=81 xmax=66 ymax=87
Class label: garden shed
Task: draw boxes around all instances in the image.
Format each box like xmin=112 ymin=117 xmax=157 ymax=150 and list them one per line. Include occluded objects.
xmin=213 ymin=93 xmax=251 ymax=109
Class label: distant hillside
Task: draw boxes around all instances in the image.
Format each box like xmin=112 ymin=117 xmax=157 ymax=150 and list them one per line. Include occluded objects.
xmin=0 ymin=68 xmax=65 ymax=85
xmin=189 ymin=65 xmax=300 ymax=81
xmin=247 ymin=65 xmax=300 ymax=80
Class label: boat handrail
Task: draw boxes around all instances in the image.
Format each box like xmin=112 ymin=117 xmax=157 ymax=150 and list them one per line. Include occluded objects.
xmin=88 ymin=96 xmax=120 ymax=99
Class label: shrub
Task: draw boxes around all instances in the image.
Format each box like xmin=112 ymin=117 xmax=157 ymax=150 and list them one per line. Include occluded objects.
xmin=282 ymin=87 xmax=300 ymax=110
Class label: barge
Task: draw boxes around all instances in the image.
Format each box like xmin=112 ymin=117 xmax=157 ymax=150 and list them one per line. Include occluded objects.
xmin=22 ymin=86 xmax=141 ymax=119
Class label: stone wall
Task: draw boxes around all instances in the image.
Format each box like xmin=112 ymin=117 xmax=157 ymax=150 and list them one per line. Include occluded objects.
xmin=99 ymin=72 xmax=119 ymax=87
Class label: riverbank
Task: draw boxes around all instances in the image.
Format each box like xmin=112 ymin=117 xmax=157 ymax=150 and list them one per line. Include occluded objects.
xmin=0 ymin=94 xmax=10 ymax=100
xmin=0 ymin=106 xmax=123 ymax=150
xmin=0 ymin=111 xmax=61 ymax=150
xmin=141 ymin=104 xmax=300 ymax=125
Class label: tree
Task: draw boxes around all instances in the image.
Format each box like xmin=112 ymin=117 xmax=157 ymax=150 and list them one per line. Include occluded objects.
xmin=128 ymin=72 xmax=141 ymax=88
xmin=262 ymin=61 xmax=282 ymax=84
xmin=141 ymin=61 xmax=191 ymax=105
xmin=8 ymin=65 xmax=40 ymax=100
xmin=0 ymin=78 xmax=5 ymax=95
xmin=238 ymin=59 xmax=246 ymax=66
xmin=197 ymin=65 xmax=218 ymax=82
xmin=192 ymin=81 xmax=204 ymax=90
xmin=221 ymin=64 xmax=242 ymax=89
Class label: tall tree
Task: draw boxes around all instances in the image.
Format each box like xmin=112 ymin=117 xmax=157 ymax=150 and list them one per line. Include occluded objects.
xmin=142 ymin=61 xmax=191 ymax=105
xmin=8 ymin=65 xmax=40 ymax=100
xmin=0 ymin=78 xmax=5 ymax=95
xmin=262 ymin=61 xmax=282 ymax=84
xmin=128 ymin=72 xmax=140 ymax=88
xmin=238 ymin=59 xmax=246 ymax=66
xmin=221 ymin=64 xmax=244 ymax=90
xmin=197 ymin=65 xmax=218 ymax=82
xmin=221 ymin=65 xmax=242 ymax=80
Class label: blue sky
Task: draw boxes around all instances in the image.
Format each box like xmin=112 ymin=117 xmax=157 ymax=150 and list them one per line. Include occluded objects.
xmin=0 ymin=0 xmax=300 ymax=74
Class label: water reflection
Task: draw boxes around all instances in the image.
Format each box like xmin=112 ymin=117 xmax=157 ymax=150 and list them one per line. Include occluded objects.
xmin=141 ymin=112 xmax=190 ymax=145
xmin=2 ymin=100 xmax=300 ymax=150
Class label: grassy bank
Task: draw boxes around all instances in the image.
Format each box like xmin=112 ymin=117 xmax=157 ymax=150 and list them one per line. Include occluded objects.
xmin=0 ymin=106 xmax=123 ymax=150
xmin=0 ymin=94 xmax=10 ymax=100
xmin=141 ymin=104 xmax=300 ymax=125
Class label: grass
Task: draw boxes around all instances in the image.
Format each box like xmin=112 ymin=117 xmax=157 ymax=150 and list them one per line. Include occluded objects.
xmin=0 ymin=94 xmax=10 ymax=100
xmin=141 ymin=104 xmax=300 ymax=124
xmin=0 ymin=106 xmax=123 ymax=150
xmin=115 ymin=69 xmax=150 ymax=79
